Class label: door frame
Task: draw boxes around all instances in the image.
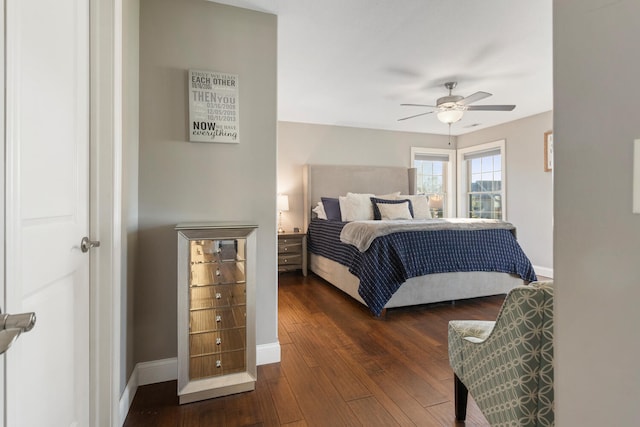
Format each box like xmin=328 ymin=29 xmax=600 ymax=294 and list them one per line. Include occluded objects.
xmin=0 ymin=0 xmax=122 ymax=423
xmin=0 ymin=1 xmax=6 ymax=423
xmin=90 ymin=0 xmax=122 ymax=425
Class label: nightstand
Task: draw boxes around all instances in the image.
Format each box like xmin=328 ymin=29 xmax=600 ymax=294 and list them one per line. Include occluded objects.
xmin=277 ymin=232 xmax=307 ymax=276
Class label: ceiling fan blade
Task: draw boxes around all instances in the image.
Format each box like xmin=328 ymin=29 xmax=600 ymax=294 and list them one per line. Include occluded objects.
xmin=466 ymin=105 xmax=516 ymax=111
xmin=458 ymin=91 xmax=491 ymax=106
xmin=397 ymin=111 xmax=434 ymax=121
xmin=400 ymin=103 xmax=437 ymax=108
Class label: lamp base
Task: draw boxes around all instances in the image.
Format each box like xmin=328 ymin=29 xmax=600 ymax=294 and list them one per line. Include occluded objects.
xmin=278 ymin=210 xmax=285 ymax=233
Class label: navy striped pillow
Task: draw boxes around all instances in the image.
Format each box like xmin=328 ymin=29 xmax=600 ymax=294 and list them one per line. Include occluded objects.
xmin=370 ymin=197 xmax=414 ymax=220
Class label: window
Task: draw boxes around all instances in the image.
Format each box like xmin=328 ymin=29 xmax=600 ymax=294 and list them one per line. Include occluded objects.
xmin=457 ymin=140 xmax=506 ymax=219
xmin=411 ymin=147 xmax=456 ymax=217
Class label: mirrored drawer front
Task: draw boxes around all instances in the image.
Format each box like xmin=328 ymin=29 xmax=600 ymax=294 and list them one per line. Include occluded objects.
xmin=189 ymin=239 xmax=247 ymax=264
xmin=278 ymin=241 xmax=302 ymax=254
xmin=190 ymin=261 xmax=246 ymax=286
xmin=189 ymin=328 xmax=246 ymax=357
xmin=189 ymin=349 xmax=246 ymax=380
xmin=190 ymin=306 xmax=246 ymax=333
xmin=278 ymin=254 xmax=301 ymax=266
xmin=190 ymin=284 xmax=246 ymax=309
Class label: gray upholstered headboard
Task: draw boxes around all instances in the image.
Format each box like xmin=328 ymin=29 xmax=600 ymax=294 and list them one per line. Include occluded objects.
xmin=303 ymin=164 xmax=416 ymax=231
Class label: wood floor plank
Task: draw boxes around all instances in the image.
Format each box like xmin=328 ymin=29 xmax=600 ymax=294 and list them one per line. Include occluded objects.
xmin=285 ymin=329 xmax=321 ymax=368
xmin=286 ymin=322 xmax=371 ymax=402
xmin=334 ymin=346 xmax=443 ymax=426
xmin=260 ymin=362 xmax=285 ymax=382
xmin=278 ymin=319 xmax=294 ymax=345
xmin=266 ymin=374 xmax=304 ymax=424
xmin=123 ymin=381 xmax=179 ymax=427
xmin=254 ymin=372 xmax=283 ymax=427
xmin=279 ymin=344 xmax=361 ymax=426
xmin=348 ymin=396 xmax=401 ymax=427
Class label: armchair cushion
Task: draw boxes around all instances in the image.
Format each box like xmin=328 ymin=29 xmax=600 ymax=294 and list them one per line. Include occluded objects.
xmin=448 ymin=281 xmax=554 ymax=426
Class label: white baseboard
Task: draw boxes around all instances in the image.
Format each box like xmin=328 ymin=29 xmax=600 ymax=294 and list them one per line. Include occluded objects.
xmin=138 ymin=357 xmax=178 ymax=385
xmin=257 ymin=342 xmax=281 ymax=365
xmin=534 ymin=265 xmax=554 ymax=279
xmin=118 ymin=342 xmax=280 ymax=426
xmin=119 ymin=371 xmax=138 ymax=427
xmin=118 ymin=357 xmax=177 ymax=427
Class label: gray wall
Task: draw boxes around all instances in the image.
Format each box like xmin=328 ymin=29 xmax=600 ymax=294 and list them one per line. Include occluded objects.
xmin=122 ymin=0 xmax=140 ymax=390
xmin=278 ymin=113 xmax=553 ymax=274
xmin=277 ymin=121 xmax=450 ymax=231
xmin=554 ymin=1 xmax=640 ymax=424
xmin=137 ymin=0 xmax=277 ymax=363
xmin=458 ymin=111 xmax=553 ymax=274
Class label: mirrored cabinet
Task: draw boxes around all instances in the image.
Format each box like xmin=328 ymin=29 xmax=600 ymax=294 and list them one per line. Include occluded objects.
xmin=176 ymin=223 xmax=257 ymax=404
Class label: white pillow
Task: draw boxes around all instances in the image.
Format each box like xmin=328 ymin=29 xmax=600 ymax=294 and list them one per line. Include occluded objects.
xmin=378 ymin=201 xmax=413 ymax=220
xmin=339 ymin=192 xmax=375 ymax=221
xmin=312 ymin=201 xmax=327 ymax=220
xmin=376 ymin=191 xmax=401 ymax=200
xmin=398 ymin=194 xmax=432 ymax=219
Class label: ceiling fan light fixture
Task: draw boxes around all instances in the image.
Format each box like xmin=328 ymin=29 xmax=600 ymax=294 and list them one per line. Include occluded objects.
xmin=397 ymin=82 xmax=515 ymax=126
xmin=437 ymin=109 xmax=464 ymax=124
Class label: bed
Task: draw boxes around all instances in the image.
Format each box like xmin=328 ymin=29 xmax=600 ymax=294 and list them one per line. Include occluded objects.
xmin=302 ymin=164 xmax=537 ymax=316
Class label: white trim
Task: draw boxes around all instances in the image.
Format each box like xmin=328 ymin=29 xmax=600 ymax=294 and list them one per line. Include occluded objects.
xmin=0 ymin=1 xmax=5 ymax=422
xmin=138 ymin=358 xmax=178 ymax=386
xmin=119 ymin=371 xmax=138 ymax=427
xmin=457 ymin=139 xmax=507 ymax=219
xmin=534 ymin=265 xmax=554 ymax=279
xmin=90 ymin=0 xmax=122 ymax=425
xmin=257 ymin=342 xmax=282 ymax=365
xmin=410 ymin=146 xmax=457 ymax=216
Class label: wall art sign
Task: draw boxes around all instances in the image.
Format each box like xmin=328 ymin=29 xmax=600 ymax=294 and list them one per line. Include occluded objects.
xmin=188 ymin=69 xmax=239 ymax=143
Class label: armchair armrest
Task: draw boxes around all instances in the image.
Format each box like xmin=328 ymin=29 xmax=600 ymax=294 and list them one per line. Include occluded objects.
xmin=448 ymin=320 xmax=495 ymax=343
xmin=447 ymin=282 xmax=555 ymax=426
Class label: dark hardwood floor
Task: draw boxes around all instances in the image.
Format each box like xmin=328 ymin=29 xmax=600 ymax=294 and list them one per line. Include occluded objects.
xmin=124 ymin=273 xmax=509 ymax=426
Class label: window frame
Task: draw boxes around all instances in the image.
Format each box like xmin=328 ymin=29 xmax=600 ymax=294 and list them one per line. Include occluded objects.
xmin=456 ymin=139 xmax=507 ymax=219
xmin=410 ymin=147 xmax=456 ymax=217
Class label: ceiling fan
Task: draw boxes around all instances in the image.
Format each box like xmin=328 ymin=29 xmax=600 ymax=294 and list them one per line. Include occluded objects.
xmin=398 ymin=82 xmax=516 ymax=124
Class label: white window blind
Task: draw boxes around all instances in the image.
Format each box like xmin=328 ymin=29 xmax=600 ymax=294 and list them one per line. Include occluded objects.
xmin=414 ymin=153 xmax=451 ymax=162
xmin=463 ymin=148 xmax=501 ymax=161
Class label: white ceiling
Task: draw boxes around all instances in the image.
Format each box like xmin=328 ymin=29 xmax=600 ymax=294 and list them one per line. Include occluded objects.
xmin=212 ymin=0 xmax=553 ymax=136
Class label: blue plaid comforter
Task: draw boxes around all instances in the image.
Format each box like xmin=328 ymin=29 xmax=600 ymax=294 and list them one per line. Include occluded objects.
xmin=307 ymin=218 xmax=537 ymax=316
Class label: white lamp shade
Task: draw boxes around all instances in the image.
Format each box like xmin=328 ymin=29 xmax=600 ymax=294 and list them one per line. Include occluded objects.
xmin=437 ymin=109 xmax=464 ymax=124
xmin=277 ymin=194 xmax=289 ymax=211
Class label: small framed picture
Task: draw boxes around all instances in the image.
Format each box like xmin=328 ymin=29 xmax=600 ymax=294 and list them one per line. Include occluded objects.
xmin=544 ymin=131 xmax=553 ymax=172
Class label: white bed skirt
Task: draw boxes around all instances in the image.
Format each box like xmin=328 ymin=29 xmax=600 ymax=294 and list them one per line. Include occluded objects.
xmin=310 ymin=253 xmax=524 ymax=309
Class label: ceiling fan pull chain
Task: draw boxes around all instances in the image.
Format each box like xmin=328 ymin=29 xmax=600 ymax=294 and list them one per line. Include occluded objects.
xmin=448 ymin=123 xmax=452 ymax=145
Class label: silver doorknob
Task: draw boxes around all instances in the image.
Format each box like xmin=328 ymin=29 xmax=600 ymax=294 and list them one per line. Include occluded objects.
xmin=2 ymin=312 xmax=36 ymax=333
xmin=81 ymin=236 xmax=100 ymax=253
xmin=0 ymin=310 xmax=36 ymax=354
xmin=0 ymin=329 xmax=22 ymax=355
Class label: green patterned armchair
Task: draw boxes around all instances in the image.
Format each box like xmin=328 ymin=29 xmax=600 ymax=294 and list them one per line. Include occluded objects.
xmin=448 ymin=281 xmax=554 ymax=426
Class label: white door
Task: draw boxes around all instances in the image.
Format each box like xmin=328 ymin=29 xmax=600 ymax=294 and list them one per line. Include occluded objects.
xmin=2 ymin=0 xmax=91 ymax=426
